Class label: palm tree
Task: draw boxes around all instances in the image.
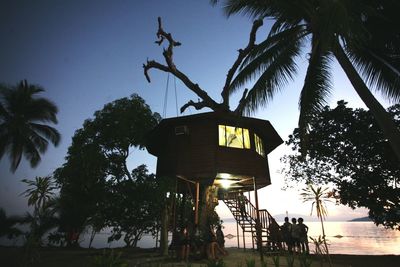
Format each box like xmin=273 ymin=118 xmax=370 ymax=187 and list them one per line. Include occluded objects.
xmin=20 ymin=177 xmax=59 ymax=248
xmin=21 ymin=176 xmax=57 ymax=215
xmin=0 ymin=80 xmax=61 ymax=172
xmin=301 ymin=184 xmax=332 ymax=267
xmin=212 ymin=0 xmax=400 ymax=161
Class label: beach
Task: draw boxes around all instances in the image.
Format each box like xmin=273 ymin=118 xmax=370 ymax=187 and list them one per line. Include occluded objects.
xmin=1 ymin=246 xmax=400 ymax=267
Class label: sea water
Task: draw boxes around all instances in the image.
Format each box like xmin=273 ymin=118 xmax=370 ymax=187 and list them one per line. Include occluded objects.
xmin=2 ymin=221 xmax=398 ymax=254
xmin=81 ymin=221 xmax=400 ymax=255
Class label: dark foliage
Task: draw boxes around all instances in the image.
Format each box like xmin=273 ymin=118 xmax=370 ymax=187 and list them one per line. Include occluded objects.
xmin=54 ymin=94 xmax=161 ymax=247
xmin=282 ymin=101 xmax=400 ymax=229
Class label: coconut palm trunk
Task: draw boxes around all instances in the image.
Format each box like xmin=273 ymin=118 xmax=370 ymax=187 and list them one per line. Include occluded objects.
xmin=319 ymin=212 xmax=331 ymax=266
xmin=334 ymin=44 xmax=400 ymax=162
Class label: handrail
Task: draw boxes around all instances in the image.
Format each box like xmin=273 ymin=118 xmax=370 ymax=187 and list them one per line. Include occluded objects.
xmin=223 ymin=192 xmax=282 ymax=250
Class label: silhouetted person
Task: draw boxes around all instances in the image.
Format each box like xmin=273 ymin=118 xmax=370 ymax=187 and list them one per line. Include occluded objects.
xmin=216 ymin=225 xmax=228 ymax=255
xmin=281 ymin=217 xmax=292 ymax=251
xmin=206 ymin=225 xmax=226 ymax=260
xmin=291 ymin=217 xmax=301 ymax=252
xmin=180 ymin=226 xmax=190 ymax=261
xmin=238 ymin=193 xmax=246 ymax=219
xmin=298 ymin=217 xmax=309 ymax=253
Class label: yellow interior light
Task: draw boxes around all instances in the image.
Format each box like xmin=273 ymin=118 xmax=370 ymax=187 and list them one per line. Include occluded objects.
xmin=220 ymin=179 xmax=234 ymax=189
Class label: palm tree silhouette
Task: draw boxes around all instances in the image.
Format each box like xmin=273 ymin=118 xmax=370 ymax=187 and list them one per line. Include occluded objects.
xmin=0 ymin=80 xmax=60 ymax=172
xmin=213 ymin=0 xmax=400 ymax=161
xmin=21 ymin=176 xmax=56 ymax=215
xmin=301 ymin=184 xmax=332 ymax=267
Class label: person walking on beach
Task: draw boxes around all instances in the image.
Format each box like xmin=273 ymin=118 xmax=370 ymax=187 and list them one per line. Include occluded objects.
xmin=281 ymin=217 xmax=292 ymax=252
xmin=298 ymin=217 xmax=309 ymax=253
xmin=291 ymin=217 xmax=301 ymax=253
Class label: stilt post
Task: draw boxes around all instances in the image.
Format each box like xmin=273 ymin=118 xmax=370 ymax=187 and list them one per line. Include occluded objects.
xmin=236 ymin=220 xmax=240 ymax=248
xmin=195 ymin=182 xmax=199 ymax=225
xmin=253 ymin=178 xmax=264 ymax=262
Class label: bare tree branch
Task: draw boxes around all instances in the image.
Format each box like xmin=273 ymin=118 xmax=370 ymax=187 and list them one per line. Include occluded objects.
xmin=180 ymin=100 xmax=209 ymax=113
xmin=221 ymin=19 xmax=263 ymax=109
xmin=143 ymin=60 xmax=170 ymax=83
xmin=234 ymin=88 xmax=249 ymax=115
xmin=144 ymin=17 xmax=224 ymax=113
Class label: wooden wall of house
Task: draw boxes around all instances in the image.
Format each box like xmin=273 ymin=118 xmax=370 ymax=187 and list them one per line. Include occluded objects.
xmin=155 ymin=116 xmax=272 ymax=188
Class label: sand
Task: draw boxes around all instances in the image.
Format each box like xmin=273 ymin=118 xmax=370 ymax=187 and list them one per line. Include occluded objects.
xmin=1 ymin=246 xmax=399 ymax=267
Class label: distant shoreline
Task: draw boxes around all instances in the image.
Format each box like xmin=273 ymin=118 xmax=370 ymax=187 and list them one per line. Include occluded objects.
xmin=221 ymin=217 xmax=373 ymax=223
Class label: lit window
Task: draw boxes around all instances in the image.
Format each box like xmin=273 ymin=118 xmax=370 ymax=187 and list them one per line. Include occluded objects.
xmin=218 ymin=125 xmax=250 ymax=149
xmin=254 ymin=133 xmax=265 ymax=157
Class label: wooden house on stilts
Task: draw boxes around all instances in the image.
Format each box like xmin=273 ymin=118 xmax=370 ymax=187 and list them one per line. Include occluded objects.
xmin=146 ymin=111 xmax=283 ymax=253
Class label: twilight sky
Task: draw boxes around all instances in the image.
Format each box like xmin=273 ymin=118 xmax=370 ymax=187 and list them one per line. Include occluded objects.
xmin=1 ymin=0 xmax=388 ymax=221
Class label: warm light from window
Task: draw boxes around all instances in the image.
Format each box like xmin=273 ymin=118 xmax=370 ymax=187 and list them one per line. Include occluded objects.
xmin=219 ymin=125 xmax=250 ymax=149
xmin=255 ymin=133 xmax=265 ymax=157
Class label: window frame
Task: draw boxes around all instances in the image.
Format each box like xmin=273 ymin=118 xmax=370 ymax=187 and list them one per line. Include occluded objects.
xmin=254 ymin=133 xmax=266 ymax=157
xmin=218 ymin=124 xmax=251 ymax=150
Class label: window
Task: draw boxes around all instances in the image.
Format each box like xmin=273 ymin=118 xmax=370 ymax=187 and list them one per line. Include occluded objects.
xmin=254 ymin=133 xmax=265 ymax=157
xmin=219 ymin=125 xmax=250 ymax=149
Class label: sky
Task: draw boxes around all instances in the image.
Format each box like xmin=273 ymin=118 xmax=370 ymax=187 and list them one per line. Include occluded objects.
xmin=1 ymin=0 xmax=390 ymax=222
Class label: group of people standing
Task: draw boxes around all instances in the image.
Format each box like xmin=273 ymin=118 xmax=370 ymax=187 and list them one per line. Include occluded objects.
xmin=281 ymin=217 xmax=309 ymax=253
xmin=171 ymin=224 xmax=228 ymax=261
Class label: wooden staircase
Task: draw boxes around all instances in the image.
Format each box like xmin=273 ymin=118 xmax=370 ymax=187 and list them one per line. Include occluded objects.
xmin=222 ymin=192 xmax=282 ymax=252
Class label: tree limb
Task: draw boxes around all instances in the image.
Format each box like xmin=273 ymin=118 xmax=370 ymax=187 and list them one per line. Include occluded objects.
xmin=234 ymin=88 xmax=249 ymax=115
xmin=222 ymin=19 xmax=263 ymax=110
xmin=143 ymin=60 xmax=170 ymax=83
xmin=180 ymin=100 xmax=209 ymax=113
xmin=144 ymin=17 xmax=224 ymax=113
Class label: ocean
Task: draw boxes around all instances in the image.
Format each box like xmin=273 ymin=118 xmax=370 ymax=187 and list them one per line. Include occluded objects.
xmin=80 ymin=221 xmax=400 ymax=255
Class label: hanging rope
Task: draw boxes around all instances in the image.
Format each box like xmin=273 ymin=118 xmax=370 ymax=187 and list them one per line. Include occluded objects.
xmin=174 ymin=76 xmax=179 ymax=117
xmin=163 ymin=74 xmax=180 ymax=118
xmin=162 ymin=74 xmax=170 ymax=118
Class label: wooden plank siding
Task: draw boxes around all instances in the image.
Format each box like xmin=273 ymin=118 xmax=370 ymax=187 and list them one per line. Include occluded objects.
xmin=146 ymin=112 xmax=282 ymax=191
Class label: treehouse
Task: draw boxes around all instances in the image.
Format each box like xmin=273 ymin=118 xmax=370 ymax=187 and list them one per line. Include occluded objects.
xmin=146 ymin=111 xmax=283 ymax=193
xmin=144 ymin=18 xmax=286 ymax=255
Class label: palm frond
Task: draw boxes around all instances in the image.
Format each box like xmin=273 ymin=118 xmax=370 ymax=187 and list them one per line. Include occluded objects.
xmin=237 ymin=36 xmax=302 ymax=115
xmin=222 ymin=0 xmax=278 ymax=18
xmin=298 ymin=43 xmax=332 ymax=152
xmin=23 ymin=140 xmax=42 ymax=168
xmin=347 ymin=45 xmax=400 ymax=103
xmin=30 ymin=123 xmax=61 ymax=146
xmin=241 ymin=24 xmax=307 ymax=67
xmin=28 ymin=98 xmax=59 ymax=124
xmin=229 ymin=27 xmax=305 ymax=112
xmin=10 ymin=141 xmax=23 ymax=172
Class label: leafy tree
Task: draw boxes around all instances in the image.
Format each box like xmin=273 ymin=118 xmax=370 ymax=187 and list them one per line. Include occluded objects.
xmin=89 ymin=94 xmax=161 ymax=181
xmin=212 ymin=0 xmax=400 ymax=161
xmin=282 ymin=101 xmax=400 ymax=229
xmin=54 ymin=136 xmax=109 ymax=247
xmin=55 ymin=94 xmax=161 ymax=247
xmin=105 ymin=165 xmax=166 ymax=247
xmin=0 ymin=80 xmax=60 ymax=172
